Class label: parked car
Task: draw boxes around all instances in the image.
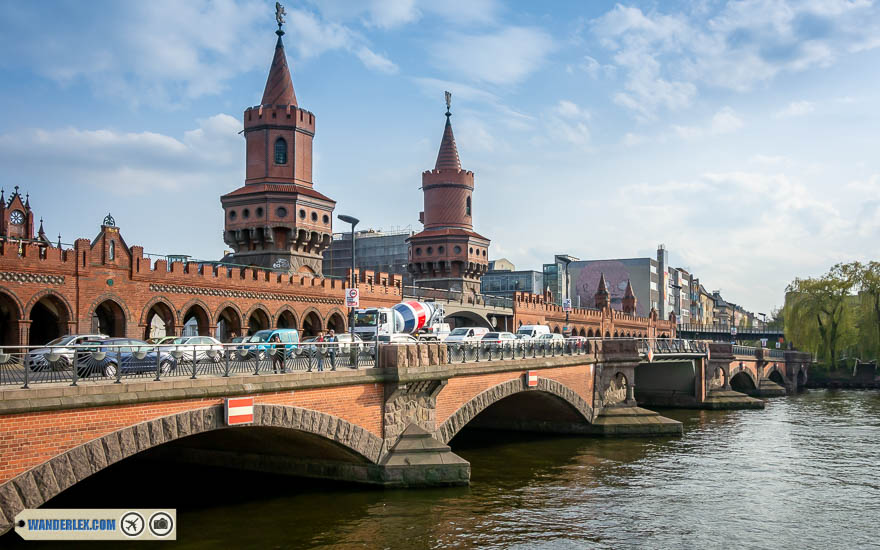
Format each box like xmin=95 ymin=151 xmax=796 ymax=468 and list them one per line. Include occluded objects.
xmin=419 ymin=323 xmax=451 ymax=342
xmin=481 ymin=331 xmax=517 ymax=351
xmin=376 ymin=334 xmax=419 ymax=344
xmin=26 ymin=334 xmax=108 ymax=371
xmin=536 ymin=332 xmax=565 ymax=351
xmin=164 ymin=336 xmax=224 ymax=362
xmin=146 ymin=336 xmax=176 ymax=345
xmin=515 ymin=324 xmax=551 ymax=340
xmin=76 ymin=338 xmax=177 ymax=378
xmin=334 ymin=332 xmax=364 ymax=354
xmin=239 ymin=329 xmax=299 ymax=360
xmin=444 ymin=327 xmax=489 ymax=344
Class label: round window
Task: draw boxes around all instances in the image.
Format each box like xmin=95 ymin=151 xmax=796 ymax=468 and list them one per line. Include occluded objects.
xmin=256 ymin=207 xmax=264 ymax=218
xmin=228 ymin=210 xmax=237 ymax=220
xmin=427 ymin=247 xmax=433 ymax=254
xmin=454 ymin=246 xmax=461 ymax=254
xmin=311 ymin=212 xmax=318 ymax=221
xmin=469 ymin=247 xmax=473 ymax=254
xmin=242 ymin=208 xmax=250 ymax=219
xmin=438 ymin=246 xmax=444 ymax=253
xmin=323 ymin=214 xmax=329 ymax=224
xmin=277 ymin=207 xmax=288 ymax=218
xmin=299 ymin=209 xmax=306 ymax=219
xmin=483 ymin=249 xmax=487 ymax=256
xmin=416 ymin=248 xmax=422 ymax=256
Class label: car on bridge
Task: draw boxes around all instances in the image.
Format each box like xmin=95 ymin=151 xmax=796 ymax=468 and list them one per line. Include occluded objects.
xmin=481 ymin=331 xmax=517 ymax=351
xmin=445 ymin=327 xmax=489 ymax=344
xmin=535 ymin=333 xmax=565 ymax=352
xmin=75 ymin=338 xmax=177 ymax=378
xmin=25 ymin=334 xmax=108 ymax=372
xmin=237 ymin=329 xmax=299 ymax=360
xmin=161 ymin=336 xmax=224 ymax=363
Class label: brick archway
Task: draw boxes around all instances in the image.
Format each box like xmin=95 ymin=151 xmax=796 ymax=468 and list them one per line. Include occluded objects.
xmin=140 ymin=297 xmax=178 ymax=340
xmin=25 ymin=290 xmax=74 ymax=345
xmin=273 ymin=306 xmax=298 ymax=330
xmin=244 ymin=304 xmax=272 ymax=335
xmin=0 ymin=404 xmax=385 ymax=528
xmin=0 ymin=287 xmax=24 ymax=346
xmin=729 ymin=365 xmax=758 ymax=393
xmin=180 ymin=299 xmax=212 ymax=337
xmin=435 ymin=377 xmax=593 ymax=444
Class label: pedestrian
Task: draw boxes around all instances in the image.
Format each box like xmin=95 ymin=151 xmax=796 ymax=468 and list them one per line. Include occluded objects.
xmin=326 ymin=330 xmax=338 ymax=370
xmin=270 ymin=333 xmax=284 ymax=373
xmin=315 ymin=331 xmax=326 ymax=372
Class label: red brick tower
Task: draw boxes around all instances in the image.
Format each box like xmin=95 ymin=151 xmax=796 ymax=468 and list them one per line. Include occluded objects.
xmin=595 ymin=273 xmax=610 ymax=310
xmin=220 ymin=19 xmax=335 ymax=274
xmin=622 ymin=279 xmax=637 ymax=314
xmin=407 ymin=94 xmax=490 ymax=293
xmin=0 ymin=187 xmax=35 ymax=240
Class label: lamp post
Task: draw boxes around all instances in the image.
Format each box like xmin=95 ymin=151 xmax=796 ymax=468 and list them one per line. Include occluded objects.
xmin=338 ymin=215 xmax=359 ymax=366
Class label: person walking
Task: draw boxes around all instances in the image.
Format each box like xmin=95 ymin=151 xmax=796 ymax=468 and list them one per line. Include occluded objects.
xmin=315 ymin=331 xmax=326 ymax=372
xmin=326 ymin=330 xmax=338 ymax=370
xmin=269 ymin=333 xmax=284 ymax=373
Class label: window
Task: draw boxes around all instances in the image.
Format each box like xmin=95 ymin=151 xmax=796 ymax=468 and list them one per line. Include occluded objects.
xmin=322 ymin=214 xmax=329 ymax=224
xmin=311 ymin=212 xmax=318 ymax=222
xmin=256 ymin=207 xmax=264 ymax=218
xmin=274 ymin=138 xmax=287 ymax=164
xmin=438 ymin=246 xmax=444 ymax=253
xmin=299 ymin=209 xmax=306 ymax=219
xmin=454 ymin=246 xmax=461 ymax=254
xmin=416 ymin=248 xmax=422 ymax=256
xmin=466 ymin=196 xmax=471 ymax=216
xmin=109 ymin=240 xmax=115 ymax=260
xmin=242 ymin=208 xmax=250 ymax=219
xmin=427 ymin=247 xmax=433 ymax=254
xmin=229 ymin=210 xmax=237 ymax=220
xmin=276 ymin=207 xmax=287 ymax=218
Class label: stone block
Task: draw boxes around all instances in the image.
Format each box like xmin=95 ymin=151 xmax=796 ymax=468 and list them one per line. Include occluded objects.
xmin=66 ymin=445 xmax=92 ymax=480
xmin=118 ymin=428 xmax=138 ymax=458
xmin=0 ymin=482 xmax=25 ymax=524
xmin=31 ymin=463 xmax=60 ymax=503
xmin=13 ymin=472 xmax=43 ymax=508
xmin=49 ymin=455 xmax=76 ymax=493
xmin=85 ymin=440 xmax=108 ymax=474
xmin=418 ymin=344 xmax=429 ymax=367
xmin=101 ymin=432 xmax=123 ymax=465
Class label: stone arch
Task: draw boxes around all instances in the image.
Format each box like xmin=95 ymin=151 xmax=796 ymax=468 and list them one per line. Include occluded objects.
xmin=0 ymin=404 xmax=385 ymax=533
xmin=301 ymin=308 xmax=323 ymax=337
xmin=445 ymin=310 xmax=492 ymax=329
xmin=578 ymin=328 xmax=586 ymax=337
xmin=26 ymin=290 xmax=73 ymax=345
xmin=0 ymin=288 xmax=23 ymax=347
xmin=326 ymin=308 xmax=346 ymax=332
xmin=436 ymin=377 xmax=593 ymax=444
xmin=274 ymin=306 xmax=298 ymax=330
xmin=140 ymin=298 xmax=177 ymax=340
xmin=552 ymin=325 xmax=561 ymax=334
xmin=768 ymin=368 xmax=786 ymax=388
xmin=87 ymin=295 xmax=129 ymax=338
xmin=796 ymin=367 xmax=807 ymax=388
xmin=180 ymin=299 xmax=212 ymax=336
xmin=605 ymin=331 xmax=611 ymax=338
xmin=587 ymin=328 xmax=594 ymax=337
xmin=214 ymin=302 xmax=244 ymax=341
xmin=244 ymin=304 xmax=272 ymax=335
xmin=729 ymin=366 xmax=758 ymax=393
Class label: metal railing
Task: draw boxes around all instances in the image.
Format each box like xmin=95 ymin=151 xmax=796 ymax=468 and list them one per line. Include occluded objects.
xmin=678 ymin=323 xmax=783 ymax=335
xmin=733 ymin=345 xmax=757 ymax=356
xmin=0 ymin=337 xmax=731 ymax=388
xmin=404 ymin=286 xmax=514 ymax=309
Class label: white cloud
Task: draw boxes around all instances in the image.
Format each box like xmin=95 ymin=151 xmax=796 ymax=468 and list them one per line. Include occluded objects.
xmin=672 ymin=106 xmax=744 ymax=140
xmin=549 ymin=100 xmax=591 ymax=148
xmin=775 ymin=100 xmax=815 ymax=118
xmin=306 ymin=0 xmax=501 ymax=28
xmin=354 ymin=47 xmax=399 ymax=74
xmin=431 ymin=27 xmax=555 ymax=86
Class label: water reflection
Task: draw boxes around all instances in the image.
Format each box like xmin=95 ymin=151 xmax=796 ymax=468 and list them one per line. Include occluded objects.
xmin=3 ymin=390 xmax=880 ymax=549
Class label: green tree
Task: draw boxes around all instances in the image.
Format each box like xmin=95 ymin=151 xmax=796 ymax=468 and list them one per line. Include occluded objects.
xmin=853 ymin=261 xmax=880 ymax=360
xmin=784 ymin=263 xmax=858 ymax=369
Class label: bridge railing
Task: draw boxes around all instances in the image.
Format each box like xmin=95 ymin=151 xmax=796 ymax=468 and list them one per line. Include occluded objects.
xmin=677 ymin=323 xmax=783 ymax=335
xmin=403 ymin=286 xmax=514 ymax=309
xmin=733 ymin=344 xmax=757 ymax=357
xmin=0 ymin=337 xmax=718 ymax=388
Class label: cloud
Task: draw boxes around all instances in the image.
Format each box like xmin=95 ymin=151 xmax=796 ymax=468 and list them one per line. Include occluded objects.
xmin=306 ymin=0 xmax=501 ymax=28
xmin=776 ymin=100 xmax=816 ymax=118
xmin=591 ymin=1 xmax=880 ymax=119
xmin=0 ymin=115 xmax=242 ymax=194
xmin=431 ymin=26 xmax=555 ymax=86
xmin=549 ymin=100 xmax=591 ymax=148
xmin=354 ymin=47 xmax=399 ymax=74
xmin=672 ymin=106 xmax=744 ymax=140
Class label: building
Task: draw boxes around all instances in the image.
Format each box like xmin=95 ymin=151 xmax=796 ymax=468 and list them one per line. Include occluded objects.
xmin=220 ymin=24 xmax=335 ymax=275
xmin=407 ymin=97 xmax=490 ymax=293
xmin=543 ymin=255 xmax=579 ymax=305
xmin=481 ymin=269 xmax=543 ymax=298
xmin=322 ymin=227 xmax=411 ymax=283
xmin=562 ymin=255 xmax=660 ymax=317
xmin=487 ymin=258 xmax=515 ymax=272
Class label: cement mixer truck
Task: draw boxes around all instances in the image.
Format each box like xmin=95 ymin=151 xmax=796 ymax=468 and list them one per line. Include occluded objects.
xmin=353 ymin=301 xmax=449 ymax=341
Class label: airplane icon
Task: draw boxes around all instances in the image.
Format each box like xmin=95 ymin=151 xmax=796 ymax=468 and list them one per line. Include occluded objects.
xmin=125 ymin=518 xmax=140 ymax=532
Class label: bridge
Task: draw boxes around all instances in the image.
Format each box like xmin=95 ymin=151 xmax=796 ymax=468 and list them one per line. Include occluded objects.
xmin=0 ymin=339 xmax=810 ymax=534
xmin=403 ymin=285 xmax=514 ymax=329
xmin=677 ymin=323 xmax=785 ymax=342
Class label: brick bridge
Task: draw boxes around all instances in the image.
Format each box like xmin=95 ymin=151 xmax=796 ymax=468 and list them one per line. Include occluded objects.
xmin=0 ymin=339 xmax=809 ymax=534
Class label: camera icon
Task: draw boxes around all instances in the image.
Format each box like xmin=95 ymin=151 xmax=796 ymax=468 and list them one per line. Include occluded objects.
xmin=148 ymin=512 xmax=174 ymax=537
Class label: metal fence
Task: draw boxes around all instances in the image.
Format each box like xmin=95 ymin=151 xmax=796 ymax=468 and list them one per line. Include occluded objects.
xmin=0 ymin=338 xmax=721 ymax=388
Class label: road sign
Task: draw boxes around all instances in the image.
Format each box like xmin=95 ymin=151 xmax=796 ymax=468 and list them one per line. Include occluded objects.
xmin=526 ymin=371 xmax=538 ymax=387
xmin=225 ymin=397 xmax=254 ymax=426
xmin=775 ymin=341 xmax=781 ymax=349
xmin=563 ymin=298 xmax=572 ymax=312
xmin=345 ymin=288 xmax=360 ymax=308
xmin=760 ymin=338 xmax=768 ymax=348
xmin=730 ymin=327 xmax=737 ymax=336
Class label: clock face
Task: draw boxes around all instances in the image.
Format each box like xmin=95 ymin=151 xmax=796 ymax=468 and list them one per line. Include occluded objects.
xmin=9 ymin=210 xmax=23 ymax=225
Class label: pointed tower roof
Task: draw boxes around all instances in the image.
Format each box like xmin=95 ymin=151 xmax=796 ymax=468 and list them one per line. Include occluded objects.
xmin=435 ymin=93 xmax=461 ymax=171
xmin=596 ymin=272 xmax=609 ymax=294
xmin=261 ymin=30 xmax=297 ymax=106
xmin=624 ymin=279 xmax=635 ymax=298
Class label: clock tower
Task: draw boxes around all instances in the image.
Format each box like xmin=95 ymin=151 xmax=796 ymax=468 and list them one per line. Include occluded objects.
xmin=0 ymin=186 xmax=35 ymax=240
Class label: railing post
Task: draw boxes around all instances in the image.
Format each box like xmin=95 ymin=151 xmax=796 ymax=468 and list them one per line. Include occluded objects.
xmin=191 ymin=345 xmax=197 ymax=379
xmin=70 ymin=349 xmax=79 ymax=387
xmin=115 ymin=348 xmax=123 ymax=384
xmin=23 ymin=350 xmax=30 ymax=389
xmin=224 ymin=346 xmax=230 ymax=377
xmin=154 ymin=346 xmax=162 ymax=381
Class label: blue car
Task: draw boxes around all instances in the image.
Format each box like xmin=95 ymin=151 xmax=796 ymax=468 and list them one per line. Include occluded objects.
xmin=76 ymin=338 xmax=177 ymax=378
xmin=237 ymin=329 xmax=299 ymax=360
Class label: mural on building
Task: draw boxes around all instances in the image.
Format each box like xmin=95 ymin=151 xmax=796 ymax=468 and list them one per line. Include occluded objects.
xmin=571 ymin=261 xmax=648 ymax=317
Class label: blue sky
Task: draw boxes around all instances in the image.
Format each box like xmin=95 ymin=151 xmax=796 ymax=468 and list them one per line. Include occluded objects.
xmin=1 ymin=0 xmax=879 ymax=315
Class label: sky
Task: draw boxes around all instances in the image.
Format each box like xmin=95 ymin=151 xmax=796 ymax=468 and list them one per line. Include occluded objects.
xmin=1 ymin=0 xmax=879 ymax=316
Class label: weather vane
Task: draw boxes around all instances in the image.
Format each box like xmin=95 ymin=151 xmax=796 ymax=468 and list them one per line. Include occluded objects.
xmin=445 ymin=90 xmax=452 ymax=116
xmin=275 ymin=2 xmax=287 ymax=32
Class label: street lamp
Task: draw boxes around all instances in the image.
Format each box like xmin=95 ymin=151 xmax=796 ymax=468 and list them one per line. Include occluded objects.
xmin=338 ymin=214 xmax=359 ymax=366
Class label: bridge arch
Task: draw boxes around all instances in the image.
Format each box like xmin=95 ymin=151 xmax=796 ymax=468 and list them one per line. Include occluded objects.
xmin=140 ymin=297 xmax=177 ymax=340
xmin=729 ymin=366 xmax=758 ymax=393
xmin=26 ymin=290 xmax=73 ymax=345
xmin=244 ymin=304 xmax=272 ymax=335
xmin=435 ymin=377 xmax=593 ymax=444
xmin=445 ymin=310 xmax=492 ymax=330
xmin=0 ymin=403 xmax=385 ymax=526
xmin=326 ymin=308 xmax=347 ymax=332
xmin=88 ymin=295 xmax=129 ymax=338
xmin=300 ymin=307 xmax=323 ymax=337
xmin=766 ymin=365 xmax=786 ymax=388
xmin=0 ymin=287 xmax=23 ymax=346
xmin=273 ymin=305 xmax=298 ymax=330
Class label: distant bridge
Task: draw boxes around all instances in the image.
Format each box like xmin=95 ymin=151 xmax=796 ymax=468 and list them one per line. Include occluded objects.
xmin=677 ymin=323 xmax=784 ymax=342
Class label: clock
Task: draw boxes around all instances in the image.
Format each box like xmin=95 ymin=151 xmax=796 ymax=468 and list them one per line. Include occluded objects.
xmin=9 ymin=210 xmax=24 ymax=225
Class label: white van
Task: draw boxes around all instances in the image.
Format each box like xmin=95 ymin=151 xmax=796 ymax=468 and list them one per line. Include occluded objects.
xmin=445 ymin=327 xmax=489 ymax=343
xmin=515 ymin=325 xmax=551 ymax=340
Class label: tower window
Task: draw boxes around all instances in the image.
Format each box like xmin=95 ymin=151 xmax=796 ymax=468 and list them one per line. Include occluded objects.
xmin=466 ymin=196 xmax=471 ymax=216
xmin=109 ymin=240 xmax=116 ymax=261
xmin=274 ymin=138 xmax=288 ymax=165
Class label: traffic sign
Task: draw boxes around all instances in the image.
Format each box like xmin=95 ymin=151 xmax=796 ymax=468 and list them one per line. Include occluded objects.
xmin=225 ymin=397 xmax=254 ymax=426
xmin=730 ymin=327 xmax=737 ymax=336
xmin=526 ymin=371 xmax=538 ymax=387
xmin=345 ymin=288 xmax=360 ymax=308
xmin=562 ymin=298 xmax=572 ymax=312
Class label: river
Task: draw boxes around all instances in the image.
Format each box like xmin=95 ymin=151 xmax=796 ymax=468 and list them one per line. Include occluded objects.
xmin=5 ymin=389 xmax=880 ymax=549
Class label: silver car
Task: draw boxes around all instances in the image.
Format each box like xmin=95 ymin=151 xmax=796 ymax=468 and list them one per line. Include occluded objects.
xmin=26 ymin=334 xmax=108 ymax=371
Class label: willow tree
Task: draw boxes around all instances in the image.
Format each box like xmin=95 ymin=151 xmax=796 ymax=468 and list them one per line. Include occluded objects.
xmin=854 ymin=261 xmax=880 ymax=360
xmin=784 ymin=264 xmax=857 ymax=369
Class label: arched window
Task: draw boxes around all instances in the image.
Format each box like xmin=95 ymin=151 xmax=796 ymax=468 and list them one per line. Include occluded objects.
xmin=274 ymin=138 xmax=287 ymax=165
xmin=108 ymin=240 xmax=115 ymax=261
xmin=466 ymin=196 xmax=471 ymax=216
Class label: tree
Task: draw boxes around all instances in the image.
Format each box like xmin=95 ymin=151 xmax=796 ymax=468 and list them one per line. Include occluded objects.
xmin=784 ymin=263 xmax=858 ymax=369
xmin=853 ymin=261 xmax=880 ymax=360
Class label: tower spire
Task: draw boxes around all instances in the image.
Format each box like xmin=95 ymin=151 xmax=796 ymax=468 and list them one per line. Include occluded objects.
xmin=261 ymin=3 xmax=297 ymax=106
xmin=435 ymin=91 xmax=461 ymax=171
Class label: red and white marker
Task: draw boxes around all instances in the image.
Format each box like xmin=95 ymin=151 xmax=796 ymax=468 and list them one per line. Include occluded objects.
xmin=225 ymin=397 xmax=254 ymax=426
xmin=526 ymin=371 xmax=538 ymax=387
